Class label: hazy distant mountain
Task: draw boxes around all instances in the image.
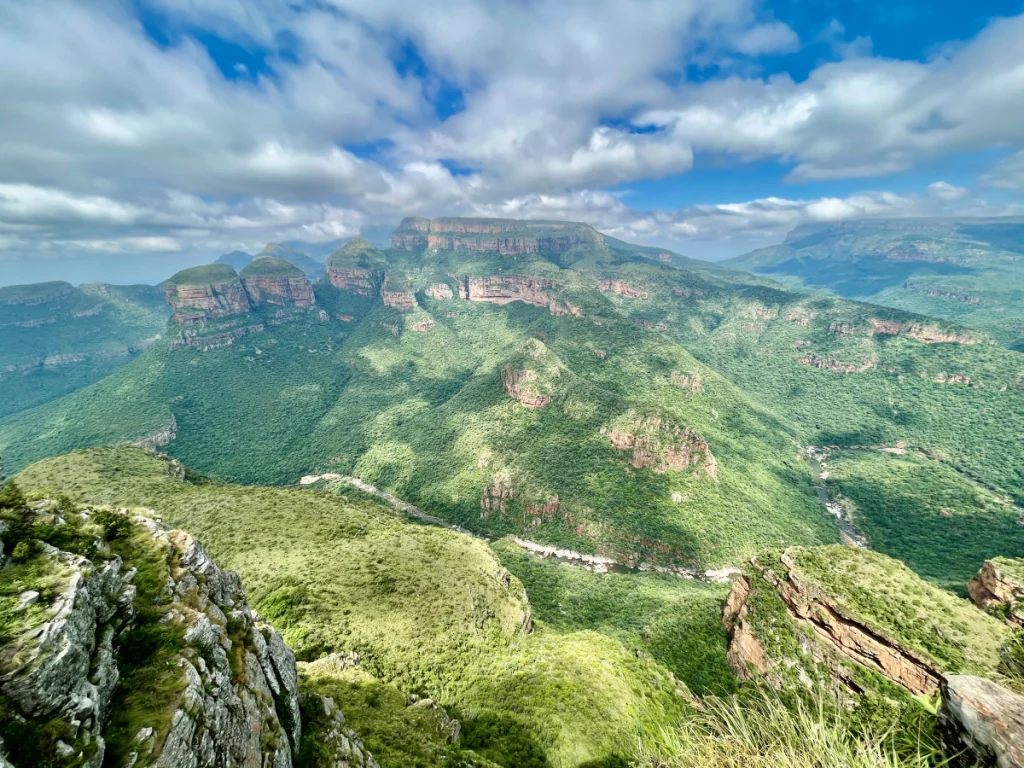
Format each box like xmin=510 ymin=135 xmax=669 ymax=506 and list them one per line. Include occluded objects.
xmin=214 ymin=250 xmax=253 ymax=271
xmin=727 ymin=217 xmax=1024 ymax=351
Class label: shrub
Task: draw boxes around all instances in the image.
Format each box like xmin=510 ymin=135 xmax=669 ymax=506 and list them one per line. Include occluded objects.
xmin=0 ymin=480 xmax=25 ymax=510
xmin=92 ymin=508 xmax=133 ymax=542
xmin=10 ymin=540 xmax=40 ymax=563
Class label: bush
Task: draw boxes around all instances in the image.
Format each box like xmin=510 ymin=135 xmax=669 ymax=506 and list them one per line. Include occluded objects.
xmin=0 ymin=480 xmax=25 ymax=510
xmin=92 ymin=509 xmax=133 ymax=542
xmin=10 ymin=540 xmax=40 ymax=563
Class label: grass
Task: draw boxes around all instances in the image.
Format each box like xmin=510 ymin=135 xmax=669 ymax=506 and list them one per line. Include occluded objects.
xmin=644 ymin=685 xmax=948 ymax=768
xmin=782 ymin=545 xmax=1010 ymax=675
xmin=15 ymin=446 xmax=693 ymax=767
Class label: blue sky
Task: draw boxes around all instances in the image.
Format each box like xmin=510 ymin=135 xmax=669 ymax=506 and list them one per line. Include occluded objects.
xmin=2 ymin=0 xmax=1024 ymax=285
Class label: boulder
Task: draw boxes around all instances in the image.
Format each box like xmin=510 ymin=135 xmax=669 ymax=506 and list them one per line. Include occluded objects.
xmin=939 ymin=675 xmax=1024 ymax=767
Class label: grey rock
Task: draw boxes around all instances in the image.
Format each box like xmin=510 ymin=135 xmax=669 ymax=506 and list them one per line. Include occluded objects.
xmin=940 ymin=675 xmax=1024 ymax=767
xmin=15 ymin=590 xmax=40 ymax=610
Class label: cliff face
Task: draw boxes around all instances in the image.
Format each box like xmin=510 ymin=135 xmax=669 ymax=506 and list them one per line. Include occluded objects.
xmin=326 ymin=266 xmax=383 ymax=296
xmin=241 ymin=275 xmax=315 ymax=309
xmin=391 ymin=217 xmax=602 ymax=255
xmin=163 ymin=277 xmax=251 ymax=325
xmin=381 ymin=275 xmax=417 ymax=311
xmin=0 ymin=499 xmax=376 ymax=768
xmin=604 ymin=415 xmax=718 ymax=480
xmin=969 ymin=559 xmax=1024 ymax=627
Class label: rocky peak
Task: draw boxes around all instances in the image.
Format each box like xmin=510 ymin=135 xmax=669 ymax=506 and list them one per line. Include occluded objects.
xmin=163 ymin=264 xmax=251 ymax=325
xmin=240 ymin=257 xmax=315 ymax=309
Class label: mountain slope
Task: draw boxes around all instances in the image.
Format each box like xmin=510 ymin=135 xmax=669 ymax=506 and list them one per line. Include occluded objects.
xmin=0 ymin=280 xmax=169 ymax=419
xmin=3 ymin=217 xmax=1023 ymax=587
xmin=726 ymin=218 xmax=1024 ymax=350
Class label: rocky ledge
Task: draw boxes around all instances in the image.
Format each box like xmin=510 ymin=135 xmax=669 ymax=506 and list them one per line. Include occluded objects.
xmin=240 ymin=257 xmax=316 ymax=309
xmin=969 ymin=558 xmax=1024 ymax=627
xmin=0 ymin=494 xmax=375 ymax=768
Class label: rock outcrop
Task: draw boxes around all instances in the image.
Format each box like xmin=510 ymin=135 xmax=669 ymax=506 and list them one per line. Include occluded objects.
xmin=240 ymin=257 xmax=316 ymax=309
xmin=939 ymin=675 xmax=1024 ymax=768
xmin=0 ymin=500 xmax=357 ymax=768
xmin=604 ymin=415 xmax=718 ymax=479
xmin=381 ymin=274 xmax=417 ymax=311
xmin=391 ymin=217 xmax=602 ymax=255
xmin=969 ymin=559 xmax=1024 ymax=627
xmin=325 ymin=239 xmax=385 ymax=297
xmin=739 ymin=549 xmax=946 ymax=696
xmin=597 ymin=279 xmax=647 ymax=299
xmin=299 ymin=693 xmax=379 ymax=768
xmin=163 ymin=265 xmax=252 ymax=325
xmin=722 ymin=577 xmax=768 ymax=679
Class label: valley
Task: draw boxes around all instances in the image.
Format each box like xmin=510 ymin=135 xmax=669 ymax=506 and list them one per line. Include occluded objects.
xmin=2 ymin=216 xmax=1024 ymax=768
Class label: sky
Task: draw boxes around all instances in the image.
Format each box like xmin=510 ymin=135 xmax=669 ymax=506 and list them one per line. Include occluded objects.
xmin=2 ymin=0 xmax=1024 ymax=286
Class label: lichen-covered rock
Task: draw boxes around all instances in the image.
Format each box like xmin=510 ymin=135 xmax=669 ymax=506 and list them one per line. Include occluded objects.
xmin=299 ymin=693 xmax=379 ymax=768
xmin=0 ymin=503 xmax=312 ymax=768
xmin=939 ymin=675 xmax=1024 ymax=768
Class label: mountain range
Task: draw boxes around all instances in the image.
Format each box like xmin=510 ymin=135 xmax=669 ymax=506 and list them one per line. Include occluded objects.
xmin=1 ymin=215 xmax=1023 ymax=768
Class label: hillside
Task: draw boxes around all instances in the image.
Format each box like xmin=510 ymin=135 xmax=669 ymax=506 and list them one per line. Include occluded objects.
xmin=0 ymin=281 xmax=169 ymax=419
xmin=11 ymin=448 xmax=1021 ymax=768
xmin=2 ymin=217 xmax=1022 ymax=589
xmin=726 ymin=218 xmax=1024 ymax=350
xmin=216 ymin=243 xmax=329 ymax=280
xmin=13 ymin=447 xmax=696 ymax=767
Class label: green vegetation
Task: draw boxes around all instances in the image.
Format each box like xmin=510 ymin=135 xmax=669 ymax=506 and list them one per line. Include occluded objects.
xmin=727 ymin=218 xmax=1024 ymax=350
xmin=165 ymin=262 xmax=239 ymax=285
xmin=646 ymin=686 xmax=945 ymax=768
xmin=0 ymin=281 xmax=168 ymax=419
xmin=16 ymin=447 xmax=692 ymax=767
xmin=821 ymin=448 xmax=1024 ymax=592
xmin=784 ymin=545 xmax=1010 ymax=674
xmin=491 ymin=539 xmax=735 ymax=695
xmin=240 ymin=255 xmax=305 ymax=277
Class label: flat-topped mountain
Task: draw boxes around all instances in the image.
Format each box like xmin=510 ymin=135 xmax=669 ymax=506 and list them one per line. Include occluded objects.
xmin=240 ymin=256 xmax=316 ymax=308
xmin=392 ymin=216 xmax=604 ymax=255
xmin=728 ymin=217 xmax=1024 ymax=350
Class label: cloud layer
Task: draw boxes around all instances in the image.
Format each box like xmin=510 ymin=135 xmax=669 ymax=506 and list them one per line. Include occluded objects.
xmin=1 ymin=0 xmax=1023 ymax=276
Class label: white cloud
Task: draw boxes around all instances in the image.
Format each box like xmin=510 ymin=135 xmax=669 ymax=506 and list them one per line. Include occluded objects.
xmin=0 ymin=0 xmax=1022 ymax=276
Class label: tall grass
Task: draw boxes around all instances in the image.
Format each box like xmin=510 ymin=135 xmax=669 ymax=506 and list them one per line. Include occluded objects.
xmin=644 ymin=687 xmax=951 ymax=768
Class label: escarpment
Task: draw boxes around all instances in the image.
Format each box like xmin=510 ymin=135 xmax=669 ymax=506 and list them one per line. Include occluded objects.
xmin=969 ymin=558 xmax=1024 ymax=627
xmin=163 ymin=261 xmax=319 ymax=350
xmin=724 ymin=547 xmax=1009 ymax=698
xmin=0 ymin=497 xmax=376 ymax=768
xmin=392 ymin=216 xmax=602 ymax=255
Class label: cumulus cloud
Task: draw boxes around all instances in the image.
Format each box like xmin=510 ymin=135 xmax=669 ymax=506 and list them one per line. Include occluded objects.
xmin=0 ymin=0 xmax=1022 ymax=276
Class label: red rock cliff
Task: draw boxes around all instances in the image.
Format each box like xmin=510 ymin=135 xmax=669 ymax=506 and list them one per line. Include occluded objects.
xmin=241 ymin=275 xmax=315 ymax=308
xmin=164 ymin=274 xmax=251 ymax=325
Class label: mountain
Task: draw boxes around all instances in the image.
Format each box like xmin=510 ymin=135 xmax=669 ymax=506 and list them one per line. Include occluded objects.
xmin=1 ymin=216 xmax=1022 ymax=591
xmin=214 ymin=249 xmax=254 ymax=271
xmin=217 ymin=244 xmax=329 ymax=280
xmin=726 ymin=218 xmax=1024 ymax=351
xmin=256 ymin=243 xmax=327 ymax=280
xmin=0 ymin=280 xmax=169 ymax=419
xmin=8 ymin=446 xmax=1024 ymax=768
